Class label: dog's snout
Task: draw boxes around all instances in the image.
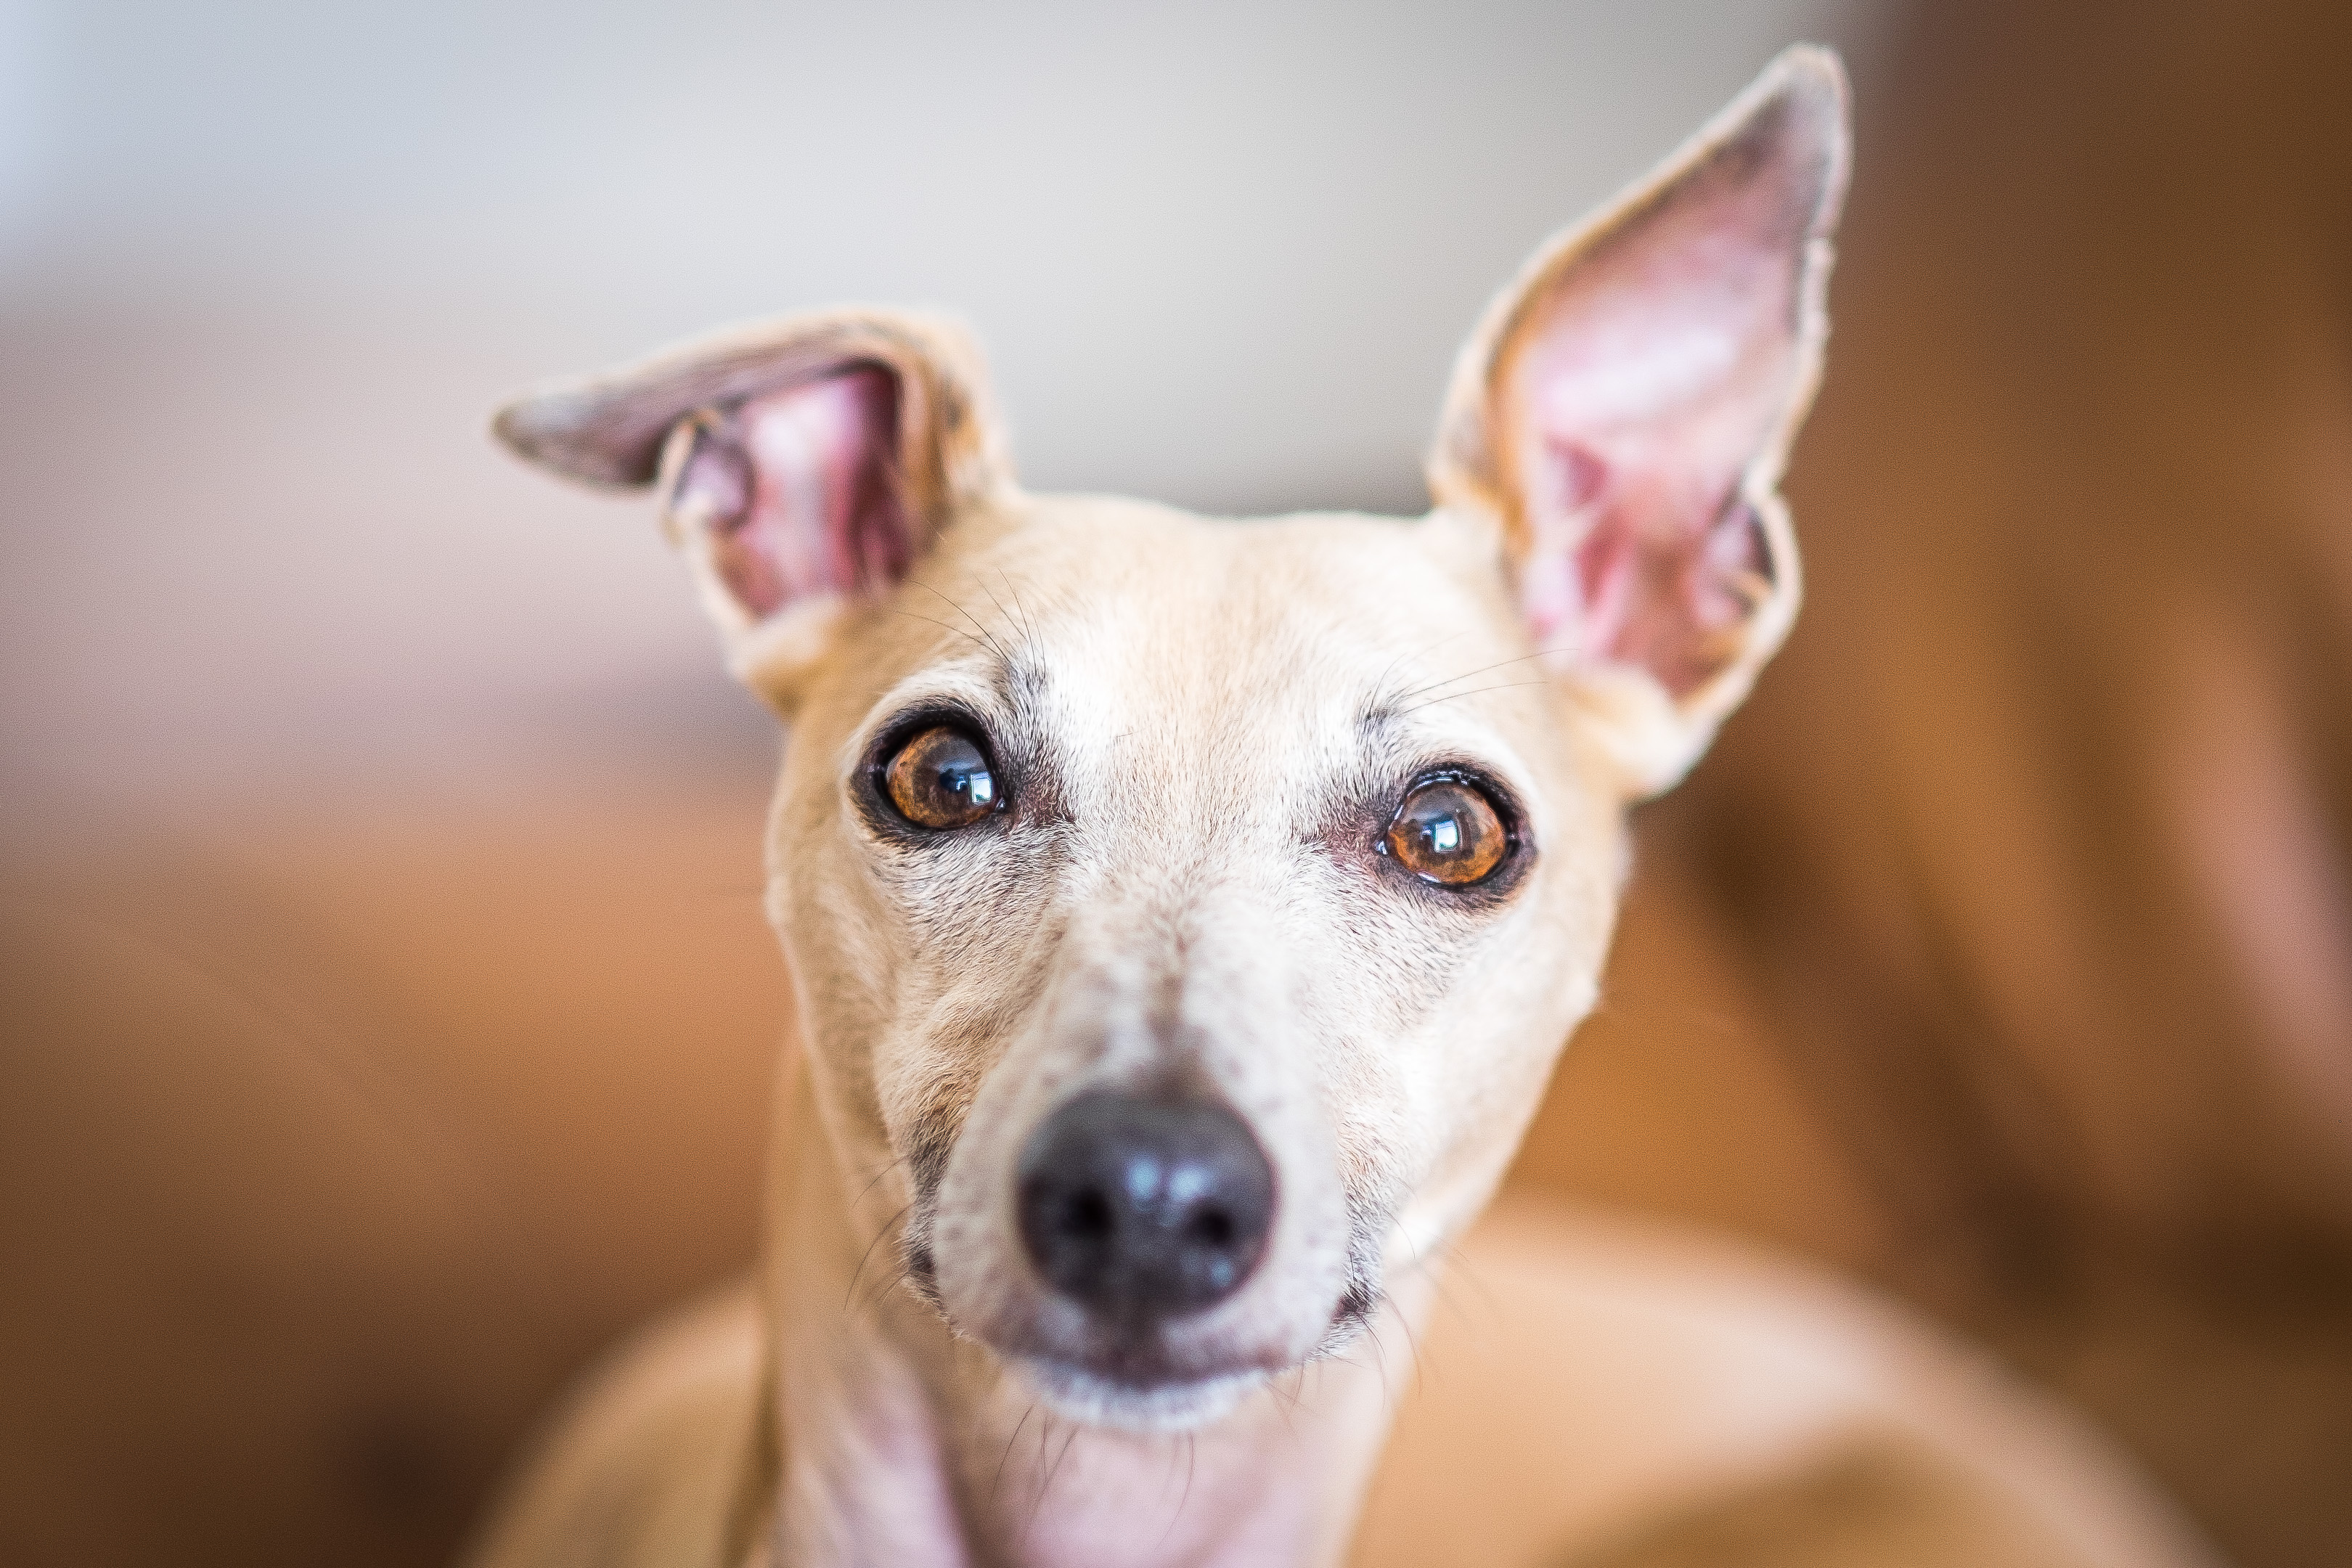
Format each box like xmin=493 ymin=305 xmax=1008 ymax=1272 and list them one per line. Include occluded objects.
xmin=1016 ymin=1091 xmax=1274 ymax=1323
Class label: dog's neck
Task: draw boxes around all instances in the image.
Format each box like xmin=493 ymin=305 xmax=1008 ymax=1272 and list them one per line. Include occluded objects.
xmin=751 ymin=1051 xmax=1414 ymax=1568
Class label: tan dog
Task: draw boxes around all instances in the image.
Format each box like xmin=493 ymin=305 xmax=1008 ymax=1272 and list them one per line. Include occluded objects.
xmin=470 ymin=49 xmax=2218 ymax=1568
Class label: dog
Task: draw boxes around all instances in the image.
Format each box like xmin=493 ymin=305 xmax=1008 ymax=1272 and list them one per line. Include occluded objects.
xmin=468 ymin=49 xmax=2219 ymax=1567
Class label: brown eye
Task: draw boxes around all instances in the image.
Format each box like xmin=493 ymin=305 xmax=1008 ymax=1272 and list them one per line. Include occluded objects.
xmin=1384 ymin=779 xmax=1507 ymax=886
xmin=883 ymin=726 xmax=1000 ymax=829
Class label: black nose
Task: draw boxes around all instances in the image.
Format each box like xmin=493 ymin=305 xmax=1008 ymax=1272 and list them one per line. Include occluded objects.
xmin=1016 ymin=1090 xmax=1275 ymax=1323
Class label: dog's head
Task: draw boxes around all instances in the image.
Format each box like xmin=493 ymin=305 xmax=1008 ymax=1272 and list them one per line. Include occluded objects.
xmin=495 ymin=51 xmax=1845 ymax=1431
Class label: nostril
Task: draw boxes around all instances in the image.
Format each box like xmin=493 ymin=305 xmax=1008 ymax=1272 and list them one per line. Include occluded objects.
xmin=1016 ymin=1090 xmax=1275 ymax=1323
xmin=1059 ymin=1189 xmax=1114 ymax=1241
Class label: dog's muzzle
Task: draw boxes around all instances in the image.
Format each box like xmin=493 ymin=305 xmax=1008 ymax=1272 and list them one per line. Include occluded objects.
xmin=1016 ymin=1090 xmax=1274 ymax=1327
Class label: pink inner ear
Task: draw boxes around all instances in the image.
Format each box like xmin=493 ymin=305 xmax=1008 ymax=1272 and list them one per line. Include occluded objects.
xmin=1534 ymin=436 xmax=1771 ymax=699
xmin=1508 ymin=142 xmax=1813 ymax=698
xmin=669 ymin=367 xmax=912 ymax=621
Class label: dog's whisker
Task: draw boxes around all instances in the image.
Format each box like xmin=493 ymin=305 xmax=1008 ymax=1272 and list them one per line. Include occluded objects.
xmin=1420 ymin=1257 xmax=1479 ymax=1331
xmin=841 ymin=1201 xmax=913 ymax=1312
xmin=857 ymin=1259 xmax=918 ymax=1321
xmin=973 ymin=573 xmax=1028 ymax=660
xmin=910 ymin=576 xmax=1004 ymax=656
xmin=1153 ymin=1430 xmax=1197 ymax=1546
xmin=1000 ymin=568 xmax=1035 ymax=645
xmin=1021 ymin=1415 xmax=1071 ymax=1544
xmin=1389 ymin=1296 xmax=1429 ymax=1400
xmin=1392 ymin=677 xmax=1556 ymax=717
xmin=891 ymin=608 xmax=991 ymax=651
xmin=1395 ymin=1225 xmax=1479 ymax=1331
xmin=1388 ymin=642 xmax=1572 ymax=703
xmin=1386 ymin=643 xmax=1577 ymax=706
xmin=1371 ymin=629 xmax=1474 ymax=714
xmin=1434 ymin=1237 xmax=1506 ymax=1315
xmin=848 ymin=1155 xmax=908 ymax=1212
xmin=1150 ymin=1431 xmax=1184 ymax=1545
xmin=992 ymin=1402 xmax=1036 ymax=1507
xmin=1357 ymin=1323 xmax=1393 ymax=1410
xmin=1281 ymin=1370 xmax=1306 ymax=1431
xmin=1016 ymin=1415 xmax=1049 ymax=1543
xmin=907 ymin=577 xmax=1012 ymax=665
xmin=1042 ymin=1424 xmax=1080 ymax=1507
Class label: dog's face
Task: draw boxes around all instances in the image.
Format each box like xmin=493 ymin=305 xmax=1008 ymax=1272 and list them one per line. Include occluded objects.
xmin=496 ymin=52 xmax=1845 ymax=1432
xmin=773 ymin=494 xmax=1625 ymax=1428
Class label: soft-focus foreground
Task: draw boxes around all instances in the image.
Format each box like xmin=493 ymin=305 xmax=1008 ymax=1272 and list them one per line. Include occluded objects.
xmin=4 ymin=3 xmax=2349 ymax=1567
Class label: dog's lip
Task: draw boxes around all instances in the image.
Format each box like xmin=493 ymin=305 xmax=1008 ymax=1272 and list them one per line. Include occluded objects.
xmin=1008 ymin=1349 xmax=1276 ymax=1430
xmin=1008 ymin=1342 xmax=1280 ymax=1395
xmin=980 ymin=1303 xmax=1325 ymax=1405
xmin=944 ymin=1280 xmax=1380 ymax=1395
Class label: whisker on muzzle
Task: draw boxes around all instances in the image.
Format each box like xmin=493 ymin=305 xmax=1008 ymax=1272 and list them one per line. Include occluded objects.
xmin=842 ymin=1201 xmax=913 ymax=1312
xmin=992 ymin=1402 xmax=1037 ymax=1508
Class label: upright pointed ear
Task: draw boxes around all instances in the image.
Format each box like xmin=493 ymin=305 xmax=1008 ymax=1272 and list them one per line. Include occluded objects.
xmin=1430 ymin=46 xmax=1848 ymax=799
xmin=492 ymin=309 xmax=1012 ymax=710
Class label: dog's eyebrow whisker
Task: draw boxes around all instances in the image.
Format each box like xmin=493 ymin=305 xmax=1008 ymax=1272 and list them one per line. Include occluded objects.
xmin=1000 ymin=568 xmax=1036 ymax=645
xmin=1387 ymin=644 xmax=1576 ymax=706
xmin=973 ymin=572 xmax=1028 ymax=660
xmin=907 ymin=576 xmax=1012 ymax=665
xmin=1371 ymin=634 xmax=1437 ymax=712
xmin=1372 ymin=629 xmax=1477 ymax=712
xmin=891 ymin=609 xmax=991 ymax=652
xmin=1396 ymin=643 xmax=1571 ymax=701
xmin=1392 ymin=677 xmax=1556 ymax=718
xmin=912 ymin=576 xmax=1003 ymax=656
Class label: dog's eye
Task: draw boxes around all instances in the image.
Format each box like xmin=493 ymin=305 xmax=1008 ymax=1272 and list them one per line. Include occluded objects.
xmin=1383 ymin=780 xmax=1506 ymax=886
xmin=883 ymin=726 xmax=1000 ymax=829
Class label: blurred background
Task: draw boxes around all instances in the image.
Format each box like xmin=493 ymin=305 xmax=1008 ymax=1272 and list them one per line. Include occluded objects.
xmin=2 ymin=1 xmax=2348 ymax=1565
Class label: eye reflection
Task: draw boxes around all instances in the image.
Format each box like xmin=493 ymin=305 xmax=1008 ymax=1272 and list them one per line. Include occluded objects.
xmin=1384 ymin=779 xmax=1506 ymax=886
xmin=883 ymin=726 xmax=1000 ymax=829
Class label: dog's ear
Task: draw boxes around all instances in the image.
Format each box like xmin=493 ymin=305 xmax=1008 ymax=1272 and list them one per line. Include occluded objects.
xmin=1430 ymin=46 xmax=1847 ymax=799
xmin=493 ymin=310 xmax=1011 ymax=709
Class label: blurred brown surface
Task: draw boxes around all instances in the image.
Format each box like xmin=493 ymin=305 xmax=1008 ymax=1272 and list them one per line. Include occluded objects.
xmin=5 ymin=1 xmax=2351 ymax=1566
xmin=0 ymin=781 xmax=783 ymax=1566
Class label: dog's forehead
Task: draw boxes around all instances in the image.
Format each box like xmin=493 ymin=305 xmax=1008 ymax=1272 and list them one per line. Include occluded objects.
xmin=943 ymin=497 xmax=1540 ymax=790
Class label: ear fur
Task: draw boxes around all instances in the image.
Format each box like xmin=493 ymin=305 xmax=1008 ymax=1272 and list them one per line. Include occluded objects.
xmin=492 ymin=309 xmax=1012 ymax=709
xmin=1430 ymin=46 xmax=1849 ymax=799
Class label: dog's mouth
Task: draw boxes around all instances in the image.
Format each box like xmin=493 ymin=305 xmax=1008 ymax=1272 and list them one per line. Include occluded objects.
xmin=910 ymin=1235 xmax=1387 ymax=1426
xmin=1000 ymin=1278 xmax=1383 ymax=1430
xmin=1010 ymin=1354 xmax=1273 ymax=1431
xmin=912 ymin=1222 xmax=1385 ymax=1433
